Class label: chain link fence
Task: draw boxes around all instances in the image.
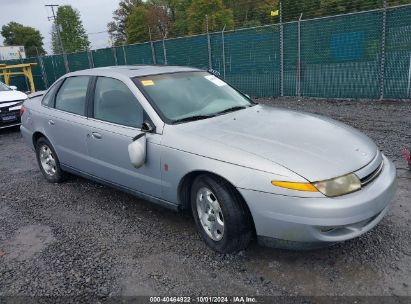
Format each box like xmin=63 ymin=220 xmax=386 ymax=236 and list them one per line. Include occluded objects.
xmin=1 ymin=4 xmax=411 ymax=99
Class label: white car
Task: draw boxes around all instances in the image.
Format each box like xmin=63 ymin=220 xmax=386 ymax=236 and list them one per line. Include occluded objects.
xmin=0 ymin=81 xmax=27 ymax=129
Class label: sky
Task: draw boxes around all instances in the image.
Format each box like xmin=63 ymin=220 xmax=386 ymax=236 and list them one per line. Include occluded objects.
xmin=0 ymin=0 xmax=119 ymax=54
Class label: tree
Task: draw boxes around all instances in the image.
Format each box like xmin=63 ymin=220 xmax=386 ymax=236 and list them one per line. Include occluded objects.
xmin=172 ymin=0 xmax=193 ymax=36
xmin=108 ymin=0 xmax=144 ymax=46
xmin=51 ymin=5 xmax=90 ymax=54
xmin=147 ymin=1 xmax=172 ymax=39
xmin=109 ymin=0 xmax=402 ymax=44
xmin=186 ymin=0 xmax=234 ymax=34
xmin=125 ymin=6 xmax=150 ymax=43
xmin=1 ymin=22 xmax=45 ymax=56
xmin=223 ymin=0 xmax=278 ymax=27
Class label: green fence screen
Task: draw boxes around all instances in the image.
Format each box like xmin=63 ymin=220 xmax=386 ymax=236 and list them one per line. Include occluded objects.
xmin=1 ymin=4 xmax=410 ymax=99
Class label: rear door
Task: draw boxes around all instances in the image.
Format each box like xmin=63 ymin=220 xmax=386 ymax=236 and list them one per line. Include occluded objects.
xmin=85 ymin=76 xmax=162 ymax=198
xmin=44 ymin=76 xmax=92 ymax=172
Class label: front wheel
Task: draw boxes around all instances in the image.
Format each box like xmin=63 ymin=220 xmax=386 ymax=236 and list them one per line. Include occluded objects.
xmin=191 ymin=175 xmax=253 ymax=253
xmin=35 ymin=137 xmax=66 ymax=183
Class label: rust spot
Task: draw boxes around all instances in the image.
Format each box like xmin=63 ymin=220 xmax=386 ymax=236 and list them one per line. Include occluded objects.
xmin=164 ymin=163 xmax=169 ymax=171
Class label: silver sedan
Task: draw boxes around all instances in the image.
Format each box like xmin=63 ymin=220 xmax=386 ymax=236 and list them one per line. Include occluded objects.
xmin=20 ymin=66 xmax=397 ymax=253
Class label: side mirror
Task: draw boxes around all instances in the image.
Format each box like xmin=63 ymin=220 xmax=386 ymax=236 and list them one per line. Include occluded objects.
xmin=128 ymin=133 xmax=146 ymax=168
xmin=127 ymin=121 xmax=155 ymax=168
xmin=141 ymin=121 xmax=154 ymax=133
xmin=9 ymin=85 xmax=17 ymax=90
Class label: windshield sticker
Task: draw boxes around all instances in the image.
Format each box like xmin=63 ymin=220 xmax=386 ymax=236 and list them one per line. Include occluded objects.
xmin=141 ymin=80 xmax=154 ymax=86
xmin=204 ymin=75 xmax=227 ymax=87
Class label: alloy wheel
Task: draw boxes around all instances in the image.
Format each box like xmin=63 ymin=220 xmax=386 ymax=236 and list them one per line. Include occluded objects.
xmin=39 ymin=144 xmax=57 ymax=176
xmin=196 ymin=187 xmax=225 ymax=241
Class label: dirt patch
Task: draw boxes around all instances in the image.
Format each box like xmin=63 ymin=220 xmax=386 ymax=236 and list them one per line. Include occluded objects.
xmin=2 ymin=225 xmax=55 ymax=261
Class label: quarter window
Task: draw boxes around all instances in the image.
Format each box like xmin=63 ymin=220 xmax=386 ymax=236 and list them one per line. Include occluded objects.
xmin=42 ymin=80 xmax=63 ymax=107
xmin=93 ymin=77 xmax=143 ymax=128
xmin=55 ymin=76 xmax=90 ymax=115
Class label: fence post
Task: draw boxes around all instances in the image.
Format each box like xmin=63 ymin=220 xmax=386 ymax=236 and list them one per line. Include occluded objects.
xmin=19 ymin=54 xmax=30 ymax=91
xmin=162 ymin=38 xmax=168 ymax=65
xmin=36 ymin=47 xmax=48 ymax=89
xmin=222 ymin=26 xmax=226 ymax=80
xmin=280 ymin=2 xmax=284 ymax=97
xmin=149 ymin=27 xmax=156 ymax=64
xmin=407 ymin=53 xmax=411 ymax=98
xmin=122 ymin=44 xmax=128 ymax=65
xmin=206 ymin=15 xmax=212 ymax=70
xmin=38 ymin=56 xmax=48 ymax=89
xmin=296 ymin=13 xmax=303 ymax=97
xmin=51 ymin=56 xmax=57 ymax=82
xmin=379 ymin=0 xmax=387 ymax=100
xmin=87 ymin=49 xmax=94 ymax=68
xmin=63 ymin=53 xmax=70 ymax=73
xmin=112 ymin=46 xmax=118 ymax=65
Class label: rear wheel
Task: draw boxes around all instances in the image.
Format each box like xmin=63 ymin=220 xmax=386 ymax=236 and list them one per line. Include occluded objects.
xmin=35 ymin=137 xmax=66 ymax=183
xmin=191 ymin=175 xmax=253 ymax=253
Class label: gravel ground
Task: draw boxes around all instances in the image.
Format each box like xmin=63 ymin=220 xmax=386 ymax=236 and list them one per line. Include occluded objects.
xmin=0 ymin=98 xmax=410 ymax=298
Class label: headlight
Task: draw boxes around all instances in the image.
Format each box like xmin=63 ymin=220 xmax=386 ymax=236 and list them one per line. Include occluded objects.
xmin=313 ymin=173 xmax=361 ymax=197
xmin=271 ymin=173 xmax=361 ymax=197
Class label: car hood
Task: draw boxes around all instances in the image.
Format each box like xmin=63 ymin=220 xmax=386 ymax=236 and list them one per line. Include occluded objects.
xmin=170 ymin=104 xmax=377 ymax=182
xmin=0 ymin=90 xmax=27 ymax=103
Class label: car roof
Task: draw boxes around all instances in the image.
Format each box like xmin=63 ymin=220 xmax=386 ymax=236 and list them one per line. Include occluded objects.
xmin=67 ymin=65 xmax=203 ymax=78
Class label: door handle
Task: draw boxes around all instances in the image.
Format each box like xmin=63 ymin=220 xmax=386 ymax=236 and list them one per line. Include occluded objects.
xmin=91 ymin=132 xmax=102 ymax=139
xmin=48 ymin=119 xmax=55 ymax=126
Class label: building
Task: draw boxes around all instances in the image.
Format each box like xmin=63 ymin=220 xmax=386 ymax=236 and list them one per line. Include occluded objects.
xmin=0 ymin=46 xmax=26 ymax=61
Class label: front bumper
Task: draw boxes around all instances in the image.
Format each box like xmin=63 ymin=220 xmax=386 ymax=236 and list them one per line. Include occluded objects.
xmin=239 ymin=155 xmax=397 ymax=245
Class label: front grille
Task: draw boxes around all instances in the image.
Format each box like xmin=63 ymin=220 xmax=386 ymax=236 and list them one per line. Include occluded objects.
xmin=360 ymin=161 xmax=383 ymax=186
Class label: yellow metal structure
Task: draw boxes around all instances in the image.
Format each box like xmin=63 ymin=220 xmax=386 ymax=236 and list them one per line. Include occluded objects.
xmin=0 ymin=63 xmax=37 ymax=93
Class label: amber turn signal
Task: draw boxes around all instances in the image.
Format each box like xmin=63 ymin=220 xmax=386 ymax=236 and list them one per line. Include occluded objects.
xmin=271 ymin=181 xmax=319 ymax=192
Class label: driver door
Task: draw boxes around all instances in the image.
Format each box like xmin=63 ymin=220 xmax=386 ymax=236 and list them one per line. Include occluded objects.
xmin=85 ymin=76 xmax=162 ymax=198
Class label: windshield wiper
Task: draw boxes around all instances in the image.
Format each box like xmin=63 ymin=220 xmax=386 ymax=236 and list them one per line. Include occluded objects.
xmin=214 ymin=105 xmax=248 ymax=116
xmin=172 ymin=114 xmax=215 ymax=124
xmin=172 ymin=105 xmax=251 ymax=124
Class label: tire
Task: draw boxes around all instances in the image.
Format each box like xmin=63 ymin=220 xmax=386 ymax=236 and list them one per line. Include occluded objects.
xmin=191 ymin=174 xmax=253 ymax=253
xmin=35 ymin=137 xmax=66 ymax=183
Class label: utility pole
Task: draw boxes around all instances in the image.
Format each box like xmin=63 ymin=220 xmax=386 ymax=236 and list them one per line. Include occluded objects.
xmin=45 ymin=4 xmax=69 ymax=73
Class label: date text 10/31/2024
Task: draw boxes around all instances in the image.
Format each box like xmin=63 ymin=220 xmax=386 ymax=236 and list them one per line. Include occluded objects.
xmin=149 ymin=296 xmax=257 ymax=303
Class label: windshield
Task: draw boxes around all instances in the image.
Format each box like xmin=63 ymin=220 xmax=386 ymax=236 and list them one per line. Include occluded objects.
xmin=134 ymin=71 xmax=253 ymax=123
xmin=0 ymin=82 xmax=11 ymax=92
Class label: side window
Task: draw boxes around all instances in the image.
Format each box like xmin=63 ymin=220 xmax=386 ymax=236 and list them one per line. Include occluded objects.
xmin=55 ymin=76 xmax=90 ymax=115
xmin=93 ymin=77 xmax=143 ymax=128
xmin=41 ymin=80 xmax=63 ymax=107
